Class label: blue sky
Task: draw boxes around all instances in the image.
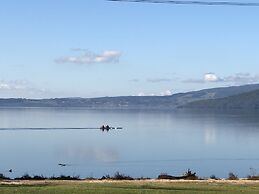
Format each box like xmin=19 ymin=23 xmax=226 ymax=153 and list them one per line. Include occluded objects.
xmin=0 ymin=0 xmax=259 ymax=98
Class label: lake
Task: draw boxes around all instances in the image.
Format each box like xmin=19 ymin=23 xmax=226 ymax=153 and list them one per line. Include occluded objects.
xmin=0 ymin=108 xmax=259 ymax=179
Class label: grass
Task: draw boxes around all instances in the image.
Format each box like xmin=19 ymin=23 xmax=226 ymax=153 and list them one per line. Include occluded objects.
xmin=1 ymin=180 xmax=259 ymax=194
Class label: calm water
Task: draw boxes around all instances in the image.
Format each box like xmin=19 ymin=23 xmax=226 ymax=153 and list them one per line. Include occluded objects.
xmin=0 ymin=108 xmax=259 ymax=178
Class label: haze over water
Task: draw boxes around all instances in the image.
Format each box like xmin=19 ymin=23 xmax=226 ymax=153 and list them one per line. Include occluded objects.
xmin=0 ymin=108 xmax=259 ymax=179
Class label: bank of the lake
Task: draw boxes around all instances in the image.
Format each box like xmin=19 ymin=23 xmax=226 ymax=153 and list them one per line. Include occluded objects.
xmin=1 ymin=180 xmax=259 ymax=194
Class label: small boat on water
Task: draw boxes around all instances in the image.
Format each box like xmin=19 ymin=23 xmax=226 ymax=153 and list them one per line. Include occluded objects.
xmin=100 ymin=125 xmax=123 ymax=131
xmin=100 ymin=125 xmax=112 ymax=131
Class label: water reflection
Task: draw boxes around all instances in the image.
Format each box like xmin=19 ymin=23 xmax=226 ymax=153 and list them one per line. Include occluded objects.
xmin=204 ymin=126 xmax=217 ymax=145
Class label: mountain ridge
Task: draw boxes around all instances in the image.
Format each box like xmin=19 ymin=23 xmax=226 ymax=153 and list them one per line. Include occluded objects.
xmin=1 ymin=84 xmax=259 ymax=109
xmin=182 ymin=88 xmax=259 ymax=109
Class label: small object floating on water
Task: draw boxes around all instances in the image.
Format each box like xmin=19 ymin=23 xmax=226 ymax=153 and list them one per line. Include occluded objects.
xmin=8 ymin=169 xmax=12 ymax=173
xmin=100 ymin=125 xmax=123 ymax=131
xmin=100 ymin=125 xmax=110 ymax=132
xmin=58 ymin=163 xmax=67 ymax=167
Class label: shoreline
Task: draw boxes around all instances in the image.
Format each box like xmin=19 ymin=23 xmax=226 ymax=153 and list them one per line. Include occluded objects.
xmin=2 ymin=179 xmax=259 ymax=194
xmin=2 ymin=179 xmax=259 ymax=185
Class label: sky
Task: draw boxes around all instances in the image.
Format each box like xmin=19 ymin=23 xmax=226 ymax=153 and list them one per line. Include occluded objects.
xmin=0 ymin=0 xmax=259 ymax=98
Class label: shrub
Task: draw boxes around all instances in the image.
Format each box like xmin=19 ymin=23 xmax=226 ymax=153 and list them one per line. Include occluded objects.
xmin=49 ymin=175 xmax=80 ymax=180
xmin=227 ymin=172 xmax=238 ymax=180
xmin=15 ymin=173 xmax=32 ymax=180
xmin=14 ymin=174 xmax=46 ymax=180
xmin=32 ymin=175 xmax=46 ymax=180
xmin=136 ymin=176 xmax=151 ymax=180
xmin=247 ymin=175 xmax=259 ymax=180
xmin=100 ymin=174 xmax=111 ymax=180
xmin=0 ymin=173 xmax=10 ymax=180
xmin=247 ymin=167 xmax=259 ymax=180
xmin=183 ymin=169 xmax=198 ymax=180
xmin=112 ymin=172 xmax=134 ymax=180
xmin=210 ymin=174 xmax=219 ymax=180
xmin=157 ymin=173 xmax=175 ymax=180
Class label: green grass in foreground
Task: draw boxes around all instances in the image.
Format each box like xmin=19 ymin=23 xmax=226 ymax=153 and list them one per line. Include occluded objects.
xmin=1 ymin=181 xmax=259 ymax=194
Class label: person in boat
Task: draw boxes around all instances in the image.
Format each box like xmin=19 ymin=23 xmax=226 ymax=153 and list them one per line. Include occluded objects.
xmin=100 ymin=125 xmax=105 ymax=131
xmin=100 ymin=125 xmax=111 ymax=131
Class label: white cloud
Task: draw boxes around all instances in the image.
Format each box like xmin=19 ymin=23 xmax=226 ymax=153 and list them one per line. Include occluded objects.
xmin=223 ymin=73 xmax=259 ymax=84
xmin=0 ymin=80 xmax=51 ymax=98
xmin=56 ymin=50 xmax=122 ymax=65
xmin=160 ymin=90 xmax=172 ymax=96
xmin=204 ymin=73 xmax=220 ymax=82
xmin=184 ymin=73 xmax=259 ymax=85
xmin=0 ymin=80 xmax=29 ymax=90
xmin=0 ymin=83 xmax=10 ymax=89
xmin=137 ymin=92 xmax=145 ymax=96
xmin=183 ymin=73 xmax=220 ymax=84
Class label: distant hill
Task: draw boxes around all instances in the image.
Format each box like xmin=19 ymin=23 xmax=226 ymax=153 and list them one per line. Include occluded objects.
xmin=1 ymin=84 xmax=259 ymax=109
xmin=182 ymin=89 xmax=259 ymax=109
